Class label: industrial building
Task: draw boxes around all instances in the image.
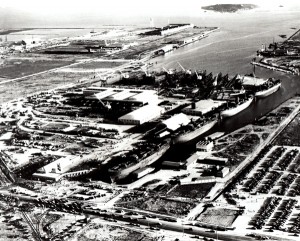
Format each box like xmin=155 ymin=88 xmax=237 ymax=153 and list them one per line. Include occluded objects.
xmin=197 ymin=156 xmax=228 ymax=166
xmin=182 ymin=34 xmax=205 ymax=45
xmin=217 ymin=167 xmax=230 ymax=178
xmin=160 ymin=24 xmax=194 ymax=36
xmin=206 ymin=132 xmax=225 ymax=141
xmin=150 ymin=113 xmax=190 ymax=138
xmin=196 ymin=140 xmax=214 ymax=152
xmin=83 ymin=87 xmax=158 ymax=105
xmin=33 ymin=155 xmax=81 ymax=181
xmin=140 ymin=23 xmax=194 ymax=36
xmin=132 ymin=167 xmax=155 ymax=179
xmin=152 ymin=44 xmax=178 ymax=56
xmin=162 ymin=113 xmax=190 ymax=131
xmin=118 ymin=104 xmax=164 ymax=125
xmin=182 ymin=99 xmax=226 ymax=116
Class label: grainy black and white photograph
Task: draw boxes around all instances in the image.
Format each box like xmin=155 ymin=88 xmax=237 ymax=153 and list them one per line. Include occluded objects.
xmin=1 ymin=0 xmax=300 ymax=240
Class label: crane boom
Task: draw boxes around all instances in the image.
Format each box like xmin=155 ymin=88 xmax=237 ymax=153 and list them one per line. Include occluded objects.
xmin=177 ymin=62 xmax=185 ymax=71
xmin=195 ymin=70 xmax=202 ymax=80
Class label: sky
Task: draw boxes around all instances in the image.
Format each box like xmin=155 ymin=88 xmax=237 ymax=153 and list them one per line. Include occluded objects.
xmin=0 ymin=0 xmax=300 ymax=28
xmin=1 ymin=0 xmax=299 ymax=16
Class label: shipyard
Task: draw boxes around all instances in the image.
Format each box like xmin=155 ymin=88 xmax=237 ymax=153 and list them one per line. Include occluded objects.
xmin=1 ymin=1 xmax=300 ymax=241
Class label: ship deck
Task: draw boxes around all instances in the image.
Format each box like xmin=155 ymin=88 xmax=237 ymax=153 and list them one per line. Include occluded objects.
xmin=183 ymin=99 xmax=226 ymax=115
xmin=242 ymin=75 xmax=267 ymax=87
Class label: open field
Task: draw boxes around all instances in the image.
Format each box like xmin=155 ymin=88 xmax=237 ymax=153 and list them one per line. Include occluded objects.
xmin=0 ymin=54 xmax=81 ymax=80
xmin=76 ymin=221 xmax=157 ymax=241
xmin=0 ymin=70 xmax=95 ymax=104
xmin=69 ymin=60 xmax=128 ymax=70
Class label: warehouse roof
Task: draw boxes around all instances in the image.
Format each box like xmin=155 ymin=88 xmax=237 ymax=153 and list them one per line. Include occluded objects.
xmin=106 ymin=90 xmax=137 ymax=100
xmin=36 ymin=155 xmax=80 ymax=174
xmin=119 ymin=105 xmax=163 ymax=121
xmin=94 ymin=89 xmax=116 ymax=99
xmin=87 ymin=87 xmax=157 ymax=103
xmin=162 ymin=113 xmax=190 ymax=131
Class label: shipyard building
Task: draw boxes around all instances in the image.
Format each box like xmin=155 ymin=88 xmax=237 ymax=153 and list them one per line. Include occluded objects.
xmin=33 ymin=155 xmax=81 ymax=181
xmin=198 ymin=156 xmax=228 ymax=166
xmin=196 ymin=140 xmax=214 ymax=152
xmin=141 ymin=23 xmax=194 ymax=36
xmin=83 ymin=87 xmax=158 ymax=105
xmin=153 ymin=113 xmax=191 ymax=138
xmin=118 ymin=104 xmax=164 ymax=125
xmin=162 ymin=113 xmax=190 ymax=131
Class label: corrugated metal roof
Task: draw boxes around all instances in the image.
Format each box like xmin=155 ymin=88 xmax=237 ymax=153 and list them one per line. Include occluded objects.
xmin=119 ymin=105 xmax=163 ymax=121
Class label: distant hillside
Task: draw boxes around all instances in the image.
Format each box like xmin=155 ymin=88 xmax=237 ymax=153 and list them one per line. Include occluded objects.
xmin=202 ymin=4 xmax=257 ymax=13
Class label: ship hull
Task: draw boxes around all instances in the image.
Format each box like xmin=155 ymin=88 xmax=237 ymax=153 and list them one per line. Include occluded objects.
xmin=221 ymin=97 xmax=253 ymax=118
xmin=174 ymin=120 xmax=218 ymax=144
xmin=255 ymin=83 xmax=281 ymax=98
xmin=108 ymin=143 xmax=170 ymax=182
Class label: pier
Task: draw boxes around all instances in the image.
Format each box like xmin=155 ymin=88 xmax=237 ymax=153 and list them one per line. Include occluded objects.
xmin=251 ymin=61 xmax=297 ymax=75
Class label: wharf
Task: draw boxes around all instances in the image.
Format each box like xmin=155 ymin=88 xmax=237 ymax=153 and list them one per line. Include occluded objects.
xmin=251 ymin=61 xmax=297 ymax=75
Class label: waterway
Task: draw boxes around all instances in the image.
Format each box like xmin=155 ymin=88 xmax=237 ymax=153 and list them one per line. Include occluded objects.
xmin=148 ymin=10 xmax=300 ymax=133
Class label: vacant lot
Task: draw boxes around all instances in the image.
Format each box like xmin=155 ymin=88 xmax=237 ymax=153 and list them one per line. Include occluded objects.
xmin=274 ymin=114 xmax=300 ymax=146
xmin=0 ymin=70 xmax=95 ymax=104
xmin=213 ymin=132 xmax=261 ymax=170
xmin=197 ymin=207 xmax=240 ymax=228
xmin=0 ymin=56 xmax=75 ymax=79
xmin=167 ymin=182 xmax=215 ymax=200
xmin=71 ymin=60 xmax=128 ymax=70
xmin=116 ymin=194 xmax=196 ymax=218
xmin=77 ymin=222 xmax=156 ymax=241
